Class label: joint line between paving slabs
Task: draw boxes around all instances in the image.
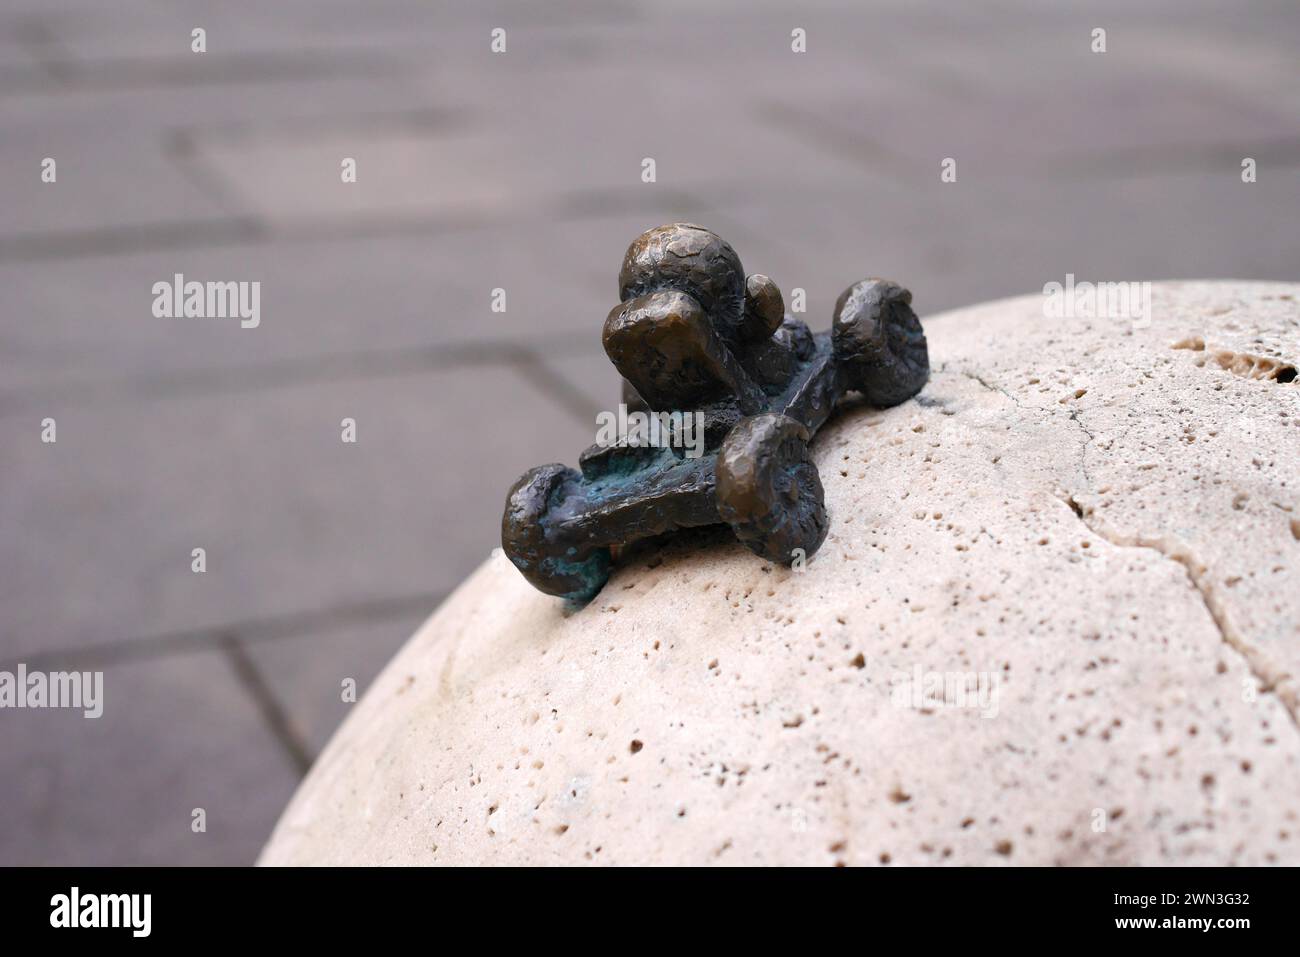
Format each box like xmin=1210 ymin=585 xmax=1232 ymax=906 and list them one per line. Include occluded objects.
xmin=509 ymin=349 xmax=607 ymax=428
xmin=0 ymin=341 xmax=536 ymax=413
xmin=0 ymin=591 xmax=442 ymax=673
xmin=217 ymin=633 xmax=315 ymax=776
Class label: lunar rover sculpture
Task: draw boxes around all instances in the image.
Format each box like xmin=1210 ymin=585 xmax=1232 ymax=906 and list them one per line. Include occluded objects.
xmin=502 ymin=223 xmax=930 ymax=601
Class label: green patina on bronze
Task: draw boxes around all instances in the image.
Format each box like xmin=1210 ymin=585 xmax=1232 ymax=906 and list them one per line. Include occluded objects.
xmin=502 ymin=223 xmax=930 ymax=603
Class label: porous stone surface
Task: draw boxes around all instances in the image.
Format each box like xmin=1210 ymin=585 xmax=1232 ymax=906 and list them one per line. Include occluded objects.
xmin=261 ymin=282 xmax=1300 ymax=866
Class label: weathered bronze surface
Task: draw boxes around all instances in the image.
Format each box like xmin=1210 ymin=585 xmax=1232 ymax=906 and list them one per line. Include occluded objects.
xmin=502 ymin=223 xmax=930 ymax=602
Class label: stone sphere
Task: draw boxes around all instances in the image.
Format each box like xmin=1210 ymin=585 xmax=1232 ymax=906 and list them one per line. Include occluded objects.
xmin=261 ymin=282 xmax=1300 ymax=866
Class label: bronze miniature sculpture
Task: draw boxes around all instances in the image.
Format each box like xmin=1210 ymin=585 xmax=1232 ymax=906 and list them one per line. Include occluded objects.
xmin=502 ymin=223 xmax=929 ymax=602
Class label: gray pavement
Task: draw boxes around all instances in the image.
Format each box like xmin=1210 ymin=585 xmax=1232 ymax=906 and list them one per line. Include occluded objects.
xmin=1 ymin=0 xmax=1297 ymax=864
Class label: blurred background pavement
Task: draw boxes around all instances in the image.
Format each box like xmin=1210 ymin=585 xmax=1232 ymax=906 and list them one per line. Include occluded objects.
xmin=1 ymin=0 xmax=1297 ymax=863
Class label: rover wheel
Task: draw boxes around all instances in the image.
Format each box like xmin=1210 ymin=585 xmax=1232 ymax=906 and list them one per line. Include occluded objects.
xmin=716 ymin=414 xmax=828 ymax=565
xmin=832 ymin=278 xmax=930 ymax=407
xmin=501 ymin=464 xmax=611 ymax=602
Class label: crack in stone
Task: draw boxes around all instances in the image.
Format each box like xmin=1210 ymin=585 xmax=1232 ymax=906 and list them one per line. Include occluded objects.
xmin=954 ymin=366 xmax=1023 ymax=409
xmin=1066 ymin=409 xmax=1095 ymax=484
xmin=950 ymin=365 xmax=1093 ymax=481
xmin=1058 ymin=492 xmax=1299 ymax=733
xmin=941 ymin=362 xmax=1296 ymax=732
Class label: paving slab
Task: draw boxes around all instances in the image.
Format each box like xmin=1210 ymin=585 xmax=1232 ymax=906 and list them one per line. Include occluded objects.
xmin=0 ymin=128 xmax=231 ymax=239
xmin=0 ymin=71 xmax=436 ymax=143
xmin=0 ymin=648 xmax=299 ymax=865
xmin=0 ymin=208 xmax=749 ymax=396
xmin=22 ymin=0 xmax=633 ymax=65
xmin=188 ymin=61 xmax=880 ymax=229
xmin=0 ymin=363 xmax=594 ymax=661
